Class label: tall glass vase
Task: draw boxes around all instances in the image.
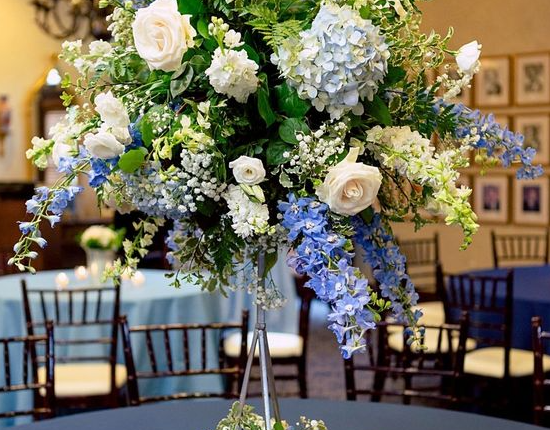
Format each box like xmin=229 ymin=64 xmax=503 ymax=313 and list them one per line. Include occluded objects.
xmin=237 ymin=252 xmax=281 ymax=430
xmin=85 ymin=248 xmax=115 ymax=285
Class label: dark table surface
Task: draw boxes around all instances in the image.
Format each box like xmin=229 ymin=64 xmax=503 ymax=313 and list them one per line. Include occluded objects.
xmin=15 ymin=399 xmax=541 ymax=430
xmin=468 ymin=266 xmax=550 ymax=350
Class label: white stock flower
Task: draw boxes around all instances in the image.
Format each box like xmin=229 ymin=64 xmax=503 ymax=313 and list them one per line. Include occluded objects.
xmin=223 ymin=30 xmax=244 ymax=48
xmin=224 ymin=185 xmax=270 ymax=238
xmin=228 ymin=156 xmax=266 ymax=185
xmin=316 ymin=147 xmax=382 ymax=216
xmin=132 ymin=0 xmax=196 ymax=72
xmin=84 ymin=131 xmax=125 ymax=159
xmin=205 ymin=48 xmax=259 ymax=103
xmin=89 ymin=40 xmax=112 ymax=57
xmin=94 ymin=91 xmax=130 ymax=129
xmin=456 ymin=41 xmax=481 ymax=75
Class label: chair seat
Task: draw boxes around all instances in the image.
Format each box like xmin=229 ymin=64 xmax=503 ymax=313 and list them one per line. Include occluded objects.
xmin=224 ymin=332 xmax=303 ymax=359
xmin=464 ymin=347 xmax=550 ymax=378
xmin=387 ymin=301 xmax=446 ymax=335
xmin=388 ymin=328 xmax=477 ymax=353
xmin=38 ymin=362 xmax=127 ymax=397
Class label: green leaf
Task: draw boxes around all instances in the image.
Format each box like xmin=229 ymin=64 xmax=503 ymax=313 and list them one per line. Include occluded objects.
xmin=257 ymin=88 xmax=277 ymax=127
xmin=275 ymin=83 xmax=310 ymax=118
xmin=196 ymin=17 xmax=210 ymax=39
xmin=263 ymin=251 xmax=279 ymax=277
xmin=266 ymin=140 xmax=292 ymax=166
xmin=385 ymin=66 xmax=407 ymax=86
xmin=360 ymin=206 xmax=374 ymax=224
xmin=365 ymin=95 xmax=393 ymax=126
xmin=118 ymin=148 xmax=147 ymax=173
xmin=170 ymin=63 xmax=194 ymax=98
xmin=273 ymin=422 xmax=285 ymax=430
xmin=241 ymin=44 xmax=260 ymax=65
xmin=177 ymin=0 xmax=204 ymax=15
xmin=278 ymin=118 xmax=309 ymax=144
xmin=138 ymin=118 xmax=154 ymax=147
xmin=196 ymin=198 xmax=217 ymax=216
xmin=189 ymin=53 xmax=210 ymax=74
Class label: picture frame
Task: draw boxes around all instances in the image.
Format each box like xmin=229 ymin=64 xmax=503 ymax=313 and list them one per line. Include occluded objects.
xmin=439 ymin=63 xmax=473 ymax=106
xmin=474 ymin=56 xmax=511 ymax=108
xmin=473 ymin=175 xmax=509 ymax=223
xmin=513 ymin=176 xmax=549 ymax=225
xmin=513 ymin=114 xmax=550 ymax=165
xmin=514 ymin=53 xmax=550 ymax=105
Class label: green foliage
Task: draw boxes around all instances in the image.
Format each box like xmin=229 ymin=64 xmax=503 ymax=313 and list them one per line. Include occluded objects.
xmin=118 ymin=147 xmax=148 ymax=173
xmin=266 ymin=140 xmax=292 ymax=166
xmin=364 ymin=95 xmax=392 ymax=126
xmin=278 ymin=118 xmax=309 ymax=144
xmin=170 ymin=62 xmax=194 ymax=98
xmin=275 ymin=83 xmax=310 ymax=118
xmin=177 ymin=0 xmax=205 ymax=15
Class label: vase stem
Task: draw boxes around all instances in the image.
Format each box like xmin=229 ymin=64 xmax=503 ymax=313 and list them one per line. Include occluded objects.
xmin=237 ymin=252 xmax=281 ymax=430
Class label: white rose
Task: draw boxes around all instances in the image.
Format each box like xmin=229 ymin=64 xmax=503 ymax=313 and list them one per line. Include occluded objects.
xmin=94 ymin=91 xmax=130 ymax=129
xmin=84 ymin=131 xmax=125 ymax=159
xmin=89 ymin=40 xmax=112 ymax=57
xmin=228 ymin=156 xmax=266 ymax=185
xmin=52 ymin=142 xmax=72 ymax=167
xmin=456 ymin=40 xmax=481 ymax=74
xmin=132 ymin=0 xmax=196 ymax=72
xmin=316 ymin=147 xmax=382 ymax=216
xmin=100 ymin=123 xmax=131 ymax=145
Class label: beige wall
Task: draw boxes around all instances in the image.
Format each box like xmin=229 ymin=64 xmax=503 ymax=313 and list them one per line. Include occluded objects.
xmin=0 ymin=1 xmax=61 ymax=181
xmin=390 ymin=0 xmax=550 ymax=273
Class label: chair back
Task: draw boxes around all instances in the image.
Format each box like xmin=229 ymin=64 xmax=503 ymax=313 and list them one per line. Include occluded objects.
xmin=444 ymin=271 xmax=514 ymax=377
xmin=532 ymin=316 xmax=550 ymax=426
xmin=344 ymin=312 xmax=469 ymax=406
xmin=120 ymin=311 xmax=249 ymax=405
xmin=491 ymin=230 xmax=549 ymax=268
xmin=21 ymin=280 xmax=121 ymax=395
xmin=295 ymin=275 xmax=316 ymax=343
xmin=398 ymin=234 xmax=441 ymax=299
xmin=0 ymin=322 xmax=55 ymax=421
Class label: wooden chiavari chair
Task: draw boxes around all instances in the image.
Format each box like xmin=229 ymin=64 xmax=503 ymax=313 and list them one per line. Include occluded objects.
xmin=223 ymin=276 xmax=316 ymax=398
xmin=21 ymin=280 xmax=125 ymax=410
xmin=532 ymin=316 xmax=550 ymax=426
xmin=120 ymin=311 xmax=249 ymax=405
xmin=344 ymin=313 xmax=469 ymax=408
xmin=0 ymin=322 xmax=55 ymax=422
xmin=491 ymin=229 xmax=549 ymax=268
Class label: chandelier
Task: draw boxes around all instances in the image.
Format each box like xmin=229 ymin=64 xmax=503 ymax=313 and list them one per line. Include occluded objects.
xmin=31 ymin=0 xmax=112 ymax=40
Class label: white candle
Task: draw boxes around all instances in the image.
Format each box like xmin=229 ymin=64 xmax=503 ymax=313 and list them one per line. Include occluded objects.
xmin=74 ymin=266 xmax=88 ymax=281
xmin=131 ymin=270 xmax=145 ymax=287
xmin=55 ymin=272 xmax=69 ymax=289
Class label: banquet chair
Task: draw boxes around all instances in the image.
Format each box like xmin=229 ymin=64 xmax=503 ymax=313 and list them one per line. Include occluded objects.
xmin=0 ymin=322 xmax=55 ymax=422
xmin=344 ymin=312 xmax=470 ymax=408
xmin=491 ymin=229 xmax=549 ymax=268
xmin=120 ymin=311 xmax=249 ymax=405
xmin=21 ymin=280 xmax=126 ymax=410
xmin=532 ymin=316 xmax=550 ymax=426
xmin=222 ymin=275 xmax=316 ymax=398
xmin=398 ymin=233 xmax=442 ymax=301
xmin=444 ymin=272 xmax=550 ymax=402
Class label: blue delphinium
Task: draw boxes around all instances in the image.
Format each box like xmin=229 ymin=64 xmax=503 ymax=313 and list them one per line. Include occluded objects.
xmin=444 ymin=102 xmax=544 ymax=179
xmin=279 ymin=194 xmax=382 ymax=358
xmin=352 ymin=213 xmax=421 ymax=327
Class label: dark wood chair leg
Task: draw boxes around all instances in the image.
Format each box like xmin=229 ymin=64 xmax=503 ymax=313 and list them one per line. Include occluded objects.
xmin=298 ymin=359 xmax=307 ymax=398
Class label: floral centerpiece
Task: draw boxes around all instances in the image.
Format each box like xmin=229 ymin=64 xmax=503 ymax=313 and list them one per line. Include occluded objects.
xmin=79 ymin=224 xmax=123 ymax=283
xmin=11 ymin=0 xmax=541 ymax=426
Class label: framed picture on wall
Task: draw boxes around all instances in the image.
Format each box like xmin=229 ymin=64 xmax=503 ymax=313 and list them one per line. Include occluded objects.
xmin=473 ymin=176 xmax=509 ymax=223
xmin=514 ymin=53 xmax=550 ymax=105
xmin=474 ymin=57 xmax=510 ymax=107
xmin=514 ymin=177 xmax=549 ymax=225
xmin=439 ymin=63 xmax=473 ymax=106
xmin=513 ymin=114 xmax=550 ymax=165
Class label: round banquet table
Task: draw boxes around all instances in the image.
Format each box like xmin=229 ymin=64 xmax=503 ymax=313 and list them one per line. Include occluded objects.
xmin=0 ymin=258 xmax=297 ymax=427
xmin=466 ymin=265 xmax=550 ymax=350
xmin=13 ymin=398 xmax=541 ymax=430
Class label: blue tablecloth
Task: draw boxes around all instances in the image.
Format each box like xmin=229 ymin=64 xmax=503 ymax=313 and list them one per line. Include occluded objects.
xmin=0 ymin=256 xmax=297 ymax=427
xmin=14 ymin=398 xmax=541 ymax=430
xmin=466 ymin=265 xmax=550 ymax=350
